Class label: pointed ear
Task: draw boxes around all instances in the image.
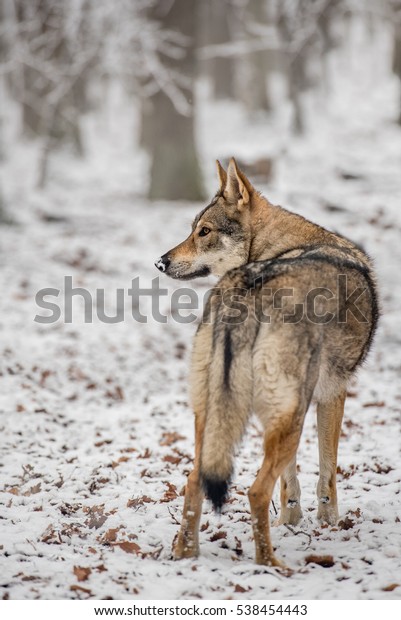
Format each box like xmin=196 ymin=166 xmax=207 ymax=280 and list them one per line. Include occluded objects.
xmin=216 ymin=160 xmax=227 ymax=192
xmin=224 ymin=158 xmax=253 ymax=208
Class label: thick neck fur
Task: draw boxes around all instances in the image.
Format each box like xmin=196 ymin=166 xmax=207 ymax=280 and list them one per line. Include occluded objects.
xmin=248 ymin=192 xmax=358 ymax=262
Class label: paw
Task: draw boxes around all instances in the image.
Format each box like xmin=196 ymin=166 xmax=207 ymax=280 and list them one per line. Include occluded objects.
xmin=172 ymin=535 xmax=199 ymax=560
xmin=255 ymin=553 xmax=288 ymax=570
xmin=317 ymin=497 xmax=338 ymax=525
xmin=274 ymin=500 xmax=303 ymax=527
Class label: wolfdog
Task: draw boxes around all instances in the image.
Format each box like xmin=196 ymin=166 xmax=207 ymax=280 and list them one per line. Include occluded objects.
xmin=155 ymin=158 xmax=379 ymax=567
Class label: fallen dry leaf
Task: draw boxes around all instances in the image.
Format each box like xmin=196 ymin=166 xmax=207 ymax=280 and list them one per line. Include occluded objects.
xmin=127 ymin=496 xmax=153 ymax=508
xmin=210 ymin=531 xmax=227 ymax=542
xmin=305 ymin=554 xmax=335 ymax=568
xmin=73 ymin=566 xmax=91 ymax=582
xmin=111 ymin=455 xmax=131 ymax=469
xmin=338 ymin=516 xmax=355 ymax=530
xmin=382 ymin=583 xmax=399 ymax=592
xmin=160 ymin=432 xmax=185 ymax=446
xmin=105 ymin=386 xmax=124 ymax=401
xmin=160 ymin=482 xmax=178 ymax=502
xmin=84 ymin=505 xmax=108 ymax=529
xmin=24 ymin=482 xmax=41 ymax=496
xmin=114 ymin=541 xmax=141 ymax=554
xmin=70 ymin=584 xmax=92 ymax=596
xmin=163 ymin=454 xmax=182 ymax=465
xmin=101 ymin=527 xmax=121 ymax=543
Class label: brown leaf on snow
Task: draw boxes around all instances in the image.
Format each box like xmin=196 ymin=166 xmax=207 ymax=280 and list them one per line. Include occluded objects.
xmin=210 ymin=531 xmax=227 ymax=542
xmin=73 ymin=566 xmax=92 ymax=582
xmin=382 ymin=583 xmax=400 ymax=592
xmin=372 ymin=462 xmax=394 ymax=474
xmin=234 ymin=584 xmax=250 ymax=593
xmin=59 ymin=502 xmax=82 ymax=516
xmin=349 ymin=507 xmax=362 ymax=518
xmin=8 ymin=487 xmax=20 ymax=496
xmin=160 ymin=482 xmax=178 ymax=502
xmin=234 ymin=536 xmax=243 ymax=557
xmin=84 ymin=505 xmax=109 ymax=529
xmin=39 ymin=370 xmax=52 ymax=387
xmin=88 ymin=478 xmax=110 ymax=493
xmin=101 ymin=527 xmax=121 ymax=543
xmin=337 ymin=464 xmax=357 ymax=479
xmin=24 ymin=482 xmax=41 ymax=496
xmin=70 ymin=584 xmax=92 ymax=596
xmin=114 ymin=541 xmax=141 ymax=554
xmin=160 ymin=432 xmax=185 ymax=447
xmin=127 ymin=496 xmax=153 ymax=508
xmin=338 ymin=516 xmax=355 ymax=530
xmin=363 ymin=401 xmax=385 ymax=408
xmin=111 ymin=456 xmax=131 ymax=469
xmin=105 ymin=386 xmax=124 ymax=401
xmin=305 ymin=554 xmax=335 ymax=568
xmin=163 ymin=454 xmax=182 ymax=465
xmin=139 ymin=448 xmax=152 ymax=459
xmin=94 ymin=439 xmax=113 ymax=448
xmin=41 ymin=525 xmax=61 ymax=544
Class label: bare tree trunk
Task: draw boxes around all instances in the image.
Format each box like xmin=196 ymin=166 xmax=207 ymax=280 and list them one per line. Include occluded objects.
xmin=147 ymin=0 xmax=204 ymax=201
xmin=393 ymin=20 xmax=401 ymax=124
xmin=277 ymin=4 xmax=310 ymax=134
xmin=238 ymin=0 xmax=272 ymax=115
xmin=14 ymin=0 xmax=85 ymax=155
xmin=208 ymin=0 xmax=235 ymax=100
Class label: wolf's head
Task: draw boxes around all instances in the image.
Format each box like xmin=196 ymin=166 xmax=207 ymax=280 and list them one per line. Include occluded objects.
xmin=155 ymin=158 xmax=255 ymax=280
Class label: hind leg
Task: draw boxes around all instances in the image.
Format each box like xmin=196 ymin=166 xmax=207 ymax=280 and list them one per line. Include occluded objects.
xmin=275 ymin=455 xmax=303 ymax=526
xmin=251 ymin=325 xmax=321 ymax=564
xmin=249 ymin=408 xmax=305 ymax=566
xmin=316 ymin=391 xmax=346 ymax=524
xmin=173 ymin=324 xmax=212 ymax=560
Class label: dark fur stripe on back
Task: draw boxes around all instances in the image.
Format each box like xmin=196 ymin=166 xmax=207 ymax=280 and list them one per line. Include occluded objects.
xmin=241 ymin=251 xmax=379 ymax=372
xmin=223 ymin=328 xmax=233 ymax=389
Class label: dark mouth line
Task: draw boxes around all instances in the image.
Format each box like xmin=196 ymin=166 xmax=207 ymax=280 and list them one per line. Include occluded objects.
xmin=172 ymin=266 xmax=210 ymax=280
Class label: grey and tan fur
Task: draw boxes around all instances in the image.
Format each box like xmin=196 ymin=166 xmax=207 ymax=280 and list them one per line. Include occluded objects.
xmin=155 ymin=158 xmax=379 ymax=567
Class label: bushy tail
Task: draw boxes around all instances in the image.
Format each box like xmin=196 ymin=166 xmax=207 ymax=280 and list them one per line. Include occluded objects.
xmin=200 ymin=326 xmax=253 ymax=511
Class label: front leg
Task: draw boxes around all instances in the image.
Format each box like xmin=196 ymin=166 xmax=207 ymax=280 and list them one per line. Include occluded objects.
xmin=173 ymin=324 xmax=211 ymax=559
xmin=173 ymin=415 xmax=205 ymax=559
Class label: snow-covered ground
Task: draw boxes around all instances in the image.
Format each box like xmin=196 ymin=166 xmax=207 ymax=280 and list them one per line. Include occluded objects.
xmin=1 ymin=22 xmax=401 ymax=600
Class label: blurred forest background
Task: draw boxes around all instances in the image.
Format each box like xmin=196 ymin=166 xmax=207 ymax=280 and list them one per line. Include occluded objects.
xmin=1 ymin=0 xmax=401 ymax=216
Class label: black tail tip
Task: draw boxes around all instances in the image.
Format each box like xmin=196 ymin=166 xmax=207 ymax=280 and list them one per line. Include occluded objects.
xmin=202 ymin=476 xmax=229 ymax=512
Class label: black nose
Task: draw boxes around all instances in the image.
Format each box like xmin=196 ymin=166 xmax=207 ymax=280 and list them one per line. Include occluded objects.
xmin=155 ymin=254 xmax=170 ymax=273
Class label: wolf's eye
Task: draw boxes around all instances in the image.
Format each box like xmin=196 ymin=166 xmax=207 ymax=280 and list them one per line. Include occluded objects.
xmin=199 ymin=227 xmax=211 ymax=237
